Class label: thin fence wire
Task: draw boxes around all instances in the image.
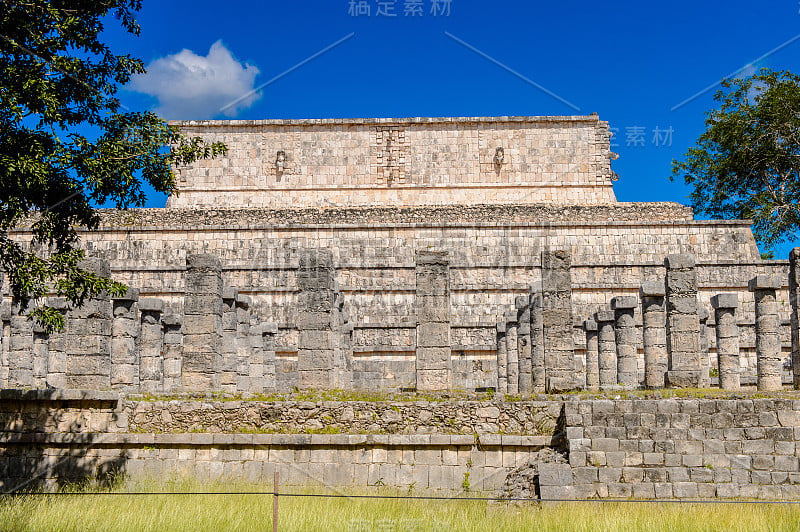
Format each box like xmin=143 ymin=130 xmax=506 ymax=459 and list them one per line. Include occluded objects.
xmin=2 ymin=491 xmax=800 ymax=505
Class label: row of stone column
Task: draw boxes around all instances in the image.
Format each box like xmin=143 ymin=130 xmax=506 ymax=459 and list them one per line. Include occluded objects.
xmin=495 ymin=250 xmax=578 ymax=394
xmin=582 ymin=255 xmax=789 ymax=392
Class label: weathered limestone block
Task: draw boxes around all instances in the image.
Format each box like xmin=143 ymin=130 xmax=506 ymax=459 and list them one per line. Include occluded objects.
xmin=529 ymin=282 xmax=546 ymax=394
xmin=749 ymin=275 xmax=783 ymax=391
xmin=496 ymin=320 xmax=507 ymax=394
xmin=110 ymin=288 xmax=139 ymax=391
xmin=612 ymin=296 xmax=639 ymax=389
xmin=790 ymin=248 xmax=800 ymax=389
xmin=699 ymin=307 xmax=711 ymax=388
xmin=541 ymin=250 xmax=576 ymax=392
xmin=505 ymin=310 xmax=519 ymax=395
xmin=45 ymin=298 xmax=68 ymax=389
xmin=182 ymin=253 xmax=223 ymax=391
xmin=7 ymin=301 xmax=34 ymax=388
xmin=640 ymin=280 xmax=667 ymax=389
xmin=583 ymin=318 xmax=599 ymax=391
xmin=516 ymin=296 xmax=532 ymax=394
xmin=298 ymin=249 xmax=351 ymax=390
xmin=595 ymin=310 xmax=616 ymax=389
xmin=162 ymin=313 xmax=183 ymax=392
xmin=65 ymin=257 xmax=112 ymax=390
xmin=139 ymin=297 xmax=164 ymax=393
xmin=415 ymin=250 xmax=451 ymax=391
xmin=711 ymin=293 xmax=740 ymax=391
xmin=664 ymin=254 xmax=701 ymax=388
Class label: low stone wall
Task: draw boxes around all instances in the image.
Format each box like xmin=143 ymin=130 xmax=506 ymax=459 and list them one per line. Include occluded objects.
xmin=0 ymin=432 xmax=551 ymax=492
xmin=549 ymin=398 xmax=800 ymax=500
xmin=124 ymin=399 xmax=561 ymax=436
xmin=3 ymin=392 xmax=800 ymax=499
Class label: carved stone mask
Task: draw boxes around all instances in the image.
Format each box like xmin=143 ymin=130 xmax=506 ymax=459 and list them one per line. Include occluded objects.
xmin=275 ymin=151 xmax=286 ymax=172
xmin=494 ymin=147 xmax=505 ymax=166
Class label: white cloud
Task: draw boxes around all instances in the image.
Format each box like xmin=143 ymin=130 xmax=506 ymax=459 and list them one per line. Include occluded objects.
xmin=129 ymin=40 xmax=261 ymax=119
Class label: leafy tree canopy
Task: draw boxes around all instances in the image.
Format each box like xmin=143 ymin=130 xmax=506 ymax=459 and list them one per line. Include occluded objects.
xmin=0 ymin=0 xmax=226 ymax=331
xmin=673 ymin=69 xmax=800 ymax=253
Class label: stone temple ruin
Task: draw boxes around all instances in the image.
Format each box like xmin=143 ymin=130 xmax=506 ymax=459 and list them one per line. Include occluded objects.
xmin=4 ymin=115 xmax=800 ymax=499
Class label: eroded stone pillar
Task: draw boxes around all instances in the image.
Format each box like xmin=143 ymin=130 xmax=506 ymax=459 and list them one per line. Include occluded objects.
xmin=749 ymin=275 xmax=783 ymax=391
xmin=262 ymin=322 xmax=278 ymax=392
xmin=220 ymin=287 xmax=239 ymax=393
xmin=45 ymin=298 xmax=68 ymax=389
xmin=699 ymin=308 xmax=711 ymax=388
xmin=664 ymin=254 xmax=701 ymax=388
xmin=612 ymin=296 xmax=639 ymax=389
xmin=505 ymin=310 xmax=519 ymax=395
xmin=529 ymin=284 xmax=546 ymax=393
xmin=8 ymin=301 xmax=33 ymax=388
xmin=182 ymin=253 xmax=223 ymax=391
xmin=541 ymin=250 xmax=576 ymax=392
xmin=162 ymin=314 xmax=183 ymax=392
xmin=640 ymin=280 xmax=667 ymax=389
xmin=711 ymin=293 xmax=740 ymax=391
xmin=0 ymin=301 xmax=9 ymax=388
xmin=790 ymin=248 xmax=800 ymax=389
xmin=583 ymin=318 xmax=599 ymax=391
xmin=65 ymin=257 xmax=112 ymax=390
xmin=496 ymin=319 xmax=507 ymax=394
xmin=415 ymin=251 xmax=451 ymax=391
xmin=139 ymin=298 xmax=164 ymax=393
xmin=595 ymin=310 xmax=616 ymax=389
xmin=110 ymin=288 xmax=139 ymax=391
xmin=235 ymin=294 xmax=252 ymax=392
xmin=516 ymin=296 xmax=532 ymax=394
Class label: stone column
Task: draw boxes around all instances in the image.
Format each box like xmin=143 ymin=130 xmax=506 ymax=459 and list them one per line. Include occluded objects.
xmin=497 ymin=315 xmax=508 ymax=394
xmin=7 ymin=301 xmax=33 ymax=388
xmin=220 ymin=287 xmax=239 ymax=393
xmin=110 ymin=288 xmax=139 ymax=392
xmin=182 ymin=253 xmax=223 ymax=391
xmin=262 ymin=322 xmax=278 ymax=391
xmin=235 ymin=295 xmax=252 ymax=392
xmin=529 ymin=286 xmax=546 ymax=393
xmin=595 ymin=310 xmax=616 ymax=389
xmin=640 ymin=280 xmax=667 ymax=389
xmin=516 ymin=296 xmax=532 ymax=394
xmin=298 ymin=249 xmax=350 ymax=390
xmin=505 ymin=311 xmax=519 ymax=394
xmin=248 ymin=321 xmax=264 ymax=393
xmin=790 ymin=248 xmax=800 ymax=389
xmin=0 ymin=301 xmax=9 ymax=388
xmin=664 ymin=254 xmax=701 ymax=388
xmin=414 ymin=250 xmax=451 ymax=392
xmin=612 ymin=296 xmax=639 ymax=389
xmin=699 ymin=308 xmax=711 ymax=388
xmin=32 ymin=322 xmax=49 ymax=388
xmin=138 ymin=298 xmax=164 ymax=393
xmin=496 ymin=320 xmax=507 ymax=394
xmin=711 ymin=293 xmax=740 ymax=391
xmin=749 ymin=275 xmax=784 ymax=391
xmin=162 ymin=314 xmax=183 ymax=392
xmin=65 ymin=257 xmax=112 ymax=390
xmin=45 ymin=298 xmax=68 ymax=389
xmin=583 ymin=318 xmax=599 ymax=391
xmin=541 ymin=250 xmax=576 ymax=392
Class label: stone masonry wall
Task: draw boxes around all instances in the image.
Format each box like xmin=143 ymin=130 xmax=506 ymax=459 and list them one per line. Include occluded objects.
xmin=166 ymin=116 xmax=617 ymax=208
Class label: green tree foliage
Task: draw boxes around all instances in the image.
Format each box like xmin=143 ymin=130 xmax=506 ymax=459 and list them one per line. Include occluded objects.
xmin=673 ymin=69 xmax=800 ymax=253
xmin=0 ymin=0 xmax=226 ymax=331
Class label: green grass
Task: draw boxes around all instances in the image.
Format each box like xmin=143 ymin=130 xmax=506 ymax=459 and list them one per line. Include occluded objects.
xmin=1 ymin=480 xmax=800 ymax=531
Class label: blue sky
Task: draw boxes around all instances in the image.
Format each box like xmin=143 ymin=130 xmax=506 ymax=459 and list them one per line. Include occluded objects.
xmin=107 ymin=0 xmax=800 ymax=256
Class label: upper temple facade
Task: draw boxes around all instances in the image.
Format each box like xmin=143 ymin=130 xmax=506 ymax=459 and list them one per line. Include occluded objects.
xmin=167 ymin=115 xmax=617 ymax=208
